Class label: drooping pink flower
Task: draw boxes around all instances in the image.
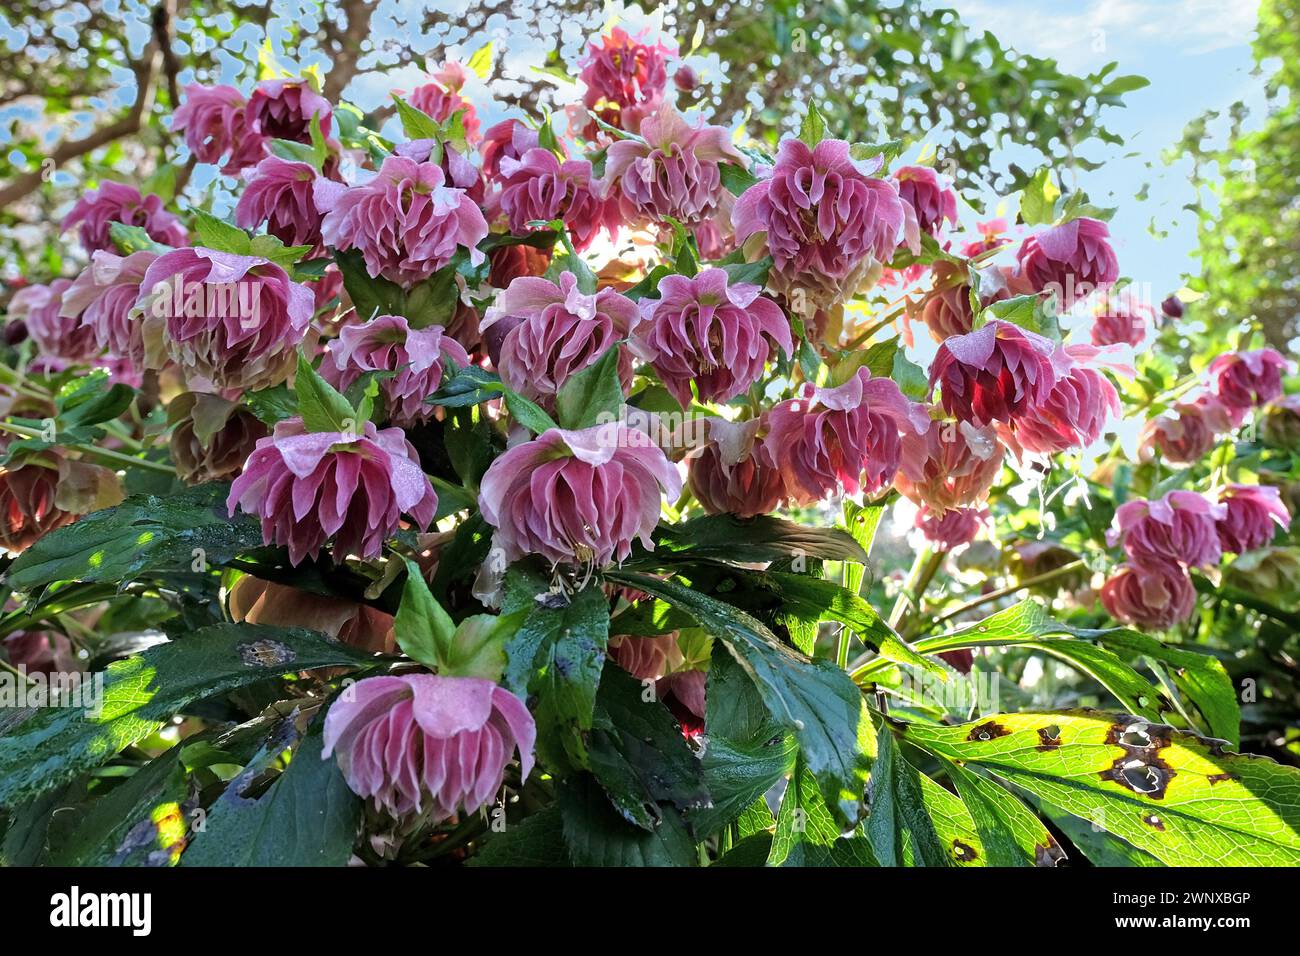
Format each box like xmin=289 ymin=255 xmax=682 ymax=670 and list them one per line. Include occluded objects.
xmin=317 ymin=155 xmax=488 ymax=286
xmin=60 ymin=250 xmax=158 ymax=368
xmin=915 ymin=261 xmax=1011 ymax=342
xmin=687 ymin=416 xmax=786 ymax=517
xmin=1140 ymin=393 xmax=1240 ymax=464
xmin=928 ymin=320 xmax=1058 ymax=426
xmin=1216 ymin=484 xmax=1291 ymax=554
xmin=605 ymin=107 xmax=745 ymax=226
xmin=766 ymin=367 xmax=929 ymax=503
xmin=61 ymin=181 xmax=187 ymax=254
xmin=228 ymin=417 xmax=437 ymax=566
xmin=246 ymin=78 xmax=333 ymax=144
xmin=1091 ymin=298 xmax=1151 ymax=347
xmin=895 ymin=418 xmax=1003 ymax=513
xmin=171 ymin=83 xmax=256 ymax=172
xmin=631 ymin=268 xmax=791 ymax=409
xmin=480 ymin=120 xmax=536 ymax=183
xmin=9 ymin=280 xmax=99 ymax=363
xmin=609 ymin=632 xmax=681 ymax=681
xmin=893 ymin=165 xmax=957 ymax=237
xmin=1208 ymin=348 xmax=1291 ymax=412
xmin=660 ymin=668 xmax=706 ymax=736
xmin=322 ymin=674 xmax=535 ymax=821
xmin=1108 ymin=490 xmax=1225 ymax=570
xmin=1006 ymin=346 xmax=1120 ymax=454
xmin=394 ymin=139 xmax=486 ymax=204
xmin=579 ymin=27 xmax=676 ymax=129
xmin=916 ymin=504 xmax=987 ymax=549
xmin=0 ymin=459 xmax=74 ymax=552
xmin=1015 ymin=217 xmax=1118 ymax=309
xmin=479 ymin=272 xmax=637 ymax=407
xmin=321 ymin=314 xmax=471 ymax=427
xmin=3 ymin=630 xmax=76 ymax=676
xmin=494 ymin=147 xmax=616 ymax=252
xmin=235 ymin=156 xmax=325 ymax=251
xmin=137 ymin=247 xmax=314 ymax=391
xmin=478 ymin=422 xmax=681 ymax=567
xmin=733 ymin=139 xmax=905 ymax=313
xmin=1101 ymin=559 xmax=1196 ymax=630
xmin=405 ymin=62 xmax=481 ymax=144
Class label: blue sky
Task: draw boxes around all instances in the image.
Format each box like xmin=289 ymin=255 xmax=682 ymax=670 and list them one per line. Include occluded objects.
xmin=935 ymin=0 xmax=1264 ymax=299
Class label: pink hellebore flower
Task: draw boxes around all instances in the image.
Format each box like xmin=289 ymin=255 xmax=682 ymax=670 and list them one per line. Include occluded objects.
xmin=138 ymin=247 xmax=314 ymax=392
xmin=1100 ymin=559 xmax=1196 ymax=630
xmin=916 ymin=504 xmax=988 ymax=549
xmin=1216 ymin=484 xmax=1291 ymax=554
xmin=60 ymin=250 xmax=158 ymax=369
xmin=893 ymin=165 xmax=958 ymax=238
xmin=235 ymin=156 xmax=325 ymax=251
xmin=321 ymin=314 xmax=471 ymax=427
xmin=246 ymin=78 xmax=333 ymax=144
xmin=579 ymin=27 xmax=676 ymax=119
xmin=1091 ymin=299 xmax=1151 ymax=347
xmin=605 ymin=107 xmax=745 ymax=226
xmin=1006 ymin=345 xmax=1121 ymax=454
xmin=406 ymin=62 xmax=481 ymax=144
xmin=1140 ymin=394 xmax=1240 ymax=464
xmin=171 ymin=83 xmax=258 ymax=172
xmin=766 ymin=367 xmax=929 ymax=504
xmin=317 ymin=155 xmax=488 ymax=286
xmin=928 ymin=320 xmax=1058 ymax=426
xmin=1108 ymin=490 xmax=1226 ymax=570
xmin=1015 ymin=217 xmax=1118 ymax=309
xmin=322 ymin=674 xmax=535 ymax=821
xmin=480 ymin=272 xmax=637 ymax=407
xmin=228 ymin=417 xmax=438 ymax=566
xmin=632 ymin=268 xmax=791 ymax=409
xmin=1208 ymin=348 xmax=1291 ymax=412
xmin=895 ymin=418 xmax=1003 ymax=513
xmin=61 ymin=181 xmax=187 ymax=254
xmin=9 ymin=280 xmax=99 ymax=363
xmin=732 ymin=139 xmax=905 ymax=313
xmin=478 ymin=423 xmax=682 ymax=567
xmin=494 ymin=147 xmax=615 ymax=252
xmin=480 ymin=120 xmax=537 ymax=183
xmin=687 ymin=416 xmax=786 ymax=518
xmin=608 ymin=632 xmax=682 ymax=681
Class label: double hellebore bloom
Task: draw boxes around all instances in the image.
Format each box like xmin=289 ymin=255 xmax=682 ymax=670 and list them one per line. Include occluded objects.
xmin=228 ymin=417 xmax=438 ymax=566
xmin=138 ymin=247 xmax=314 ymax=392
xmin=732 ymin=138 xmax=904 ymax=314
xmin=895 ymin=418 xmax=1003 ymax=514
xmin=322 ymin=674 xmax=535 ymax=821
xmin=60 ymin=250 xmax=159 ymax=368
xmin=1100 ymin=559 xmax=1196 ymax=630
xmin=631 ymin=268 xmax=791 ymax=409
xmin=1091 ymin=298 xmax=1151 ymax=347
xmin=61 ymin=181 xmax=187 ymax=254
xmin=578 ymin=27 xmax=675 ymax=130
xmin=0 ymin=458 xmax=75 ymax=552
xmin=766 ymin=367 xmax=928 ymax=504
xmin=687 ymin=416 xmax=786 ymax=518
xmin=321 ymin=314 xmax=471 ymax=427
xmin=172 ymin=83 xmax=257 ymax=172
xmin=1007 ymin=345 xmax=1121 ymax=454
xmin=406 ymin=61 xmax=481 ymax=144
xmin=1140 ymin=394 xmax=1239 ymax=464
xmin=494 ymin=146 xmax=614 ymax=252
xmin=480 ymin=272 xmax=637 ymax=406
xmin=9 ymin=280 xmax=99 ymax=363
xmin=1108 ymin=490 xmax=1226 ymax=570
xmin=478 ymin=423 xmax=681 ymax=567
xmin=928 ymin=320 xmax=1058 ymax=426
xmin=915 ymin=504 xmax=988 ymax=549
xmin=1208 ymin=348 xmax=1291 ymax=412
xmin=317 ymin=155 xmax=488 ymax=286
xmin=1015 ymin=217 xmax=1118 ymax=309
xmin=245 ymin=78 xmax=333 ymax=143
xmin=605 ymin=107 xmax=745 ymax=226
xmin=1215 ymin=484 xmax=1291 ymax=554
xmin=235 ymin=156 xmax=326 ymax=252
xmin=893 ymin=165 xmax=958 ymax=237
